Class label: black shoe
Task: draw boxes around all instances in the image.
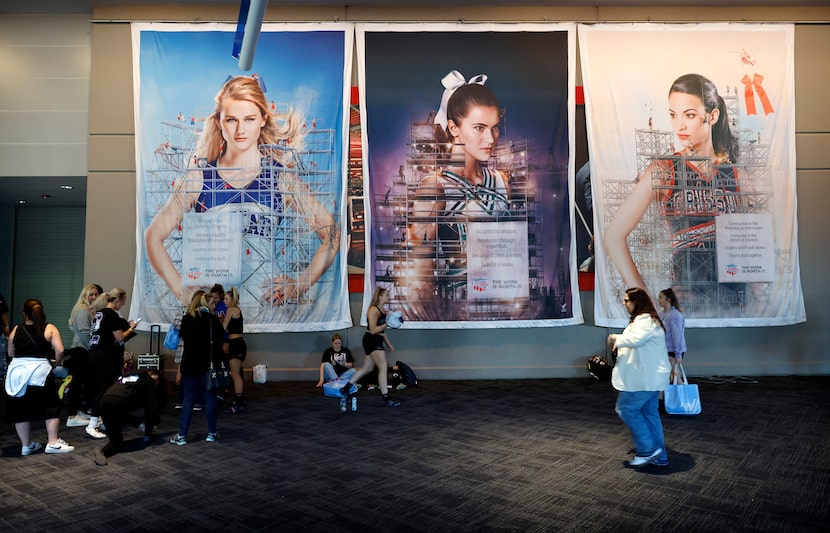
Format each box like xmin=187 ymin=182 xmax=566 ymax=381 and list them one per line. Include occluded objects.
xmin=340 ymin=383 xmax=357 ymax=399
xmin=93 ymin=447 xmax=108 ymax=466
xmin=384 ymin=398 xmax=401 ymax=407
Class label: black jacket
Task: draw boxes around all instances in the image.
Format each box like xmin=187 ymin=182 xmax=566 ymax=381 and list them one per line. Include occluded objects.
xmin=102 ymin=371 xmax=167 ymax=437
xmin=178 ymin=309 xmax=225 ymax=377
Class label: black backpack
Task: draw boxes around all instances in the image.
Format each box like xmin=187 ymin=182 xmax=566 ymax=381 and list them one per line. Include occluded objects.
xmin=587 ymin=355 xmax=611 ymax=381
xmin=393 ymin=360 xmax=418 ymax=387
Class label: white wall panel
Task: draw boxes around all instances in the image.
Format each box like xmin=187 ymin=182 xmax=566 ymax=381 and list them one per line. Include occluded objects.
xmin=0 ymin=14 xmax=89 ymax=178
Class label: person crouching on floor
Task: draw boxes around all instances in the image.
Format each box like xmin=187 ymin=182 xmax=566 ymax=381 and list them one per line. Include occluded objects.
xmin=94 ymin=369 xmax=168 ymax=466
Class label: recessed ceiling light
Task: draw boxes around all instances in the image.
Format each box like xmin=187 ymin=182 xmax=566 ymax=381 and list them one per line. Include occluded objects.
xmin=17 ymin=200 xmax=26 ymax=204
xmin=60 ymin=185 xmax=73 ymax=190
xmin=41 ymin=194 xmax=51 ymax=199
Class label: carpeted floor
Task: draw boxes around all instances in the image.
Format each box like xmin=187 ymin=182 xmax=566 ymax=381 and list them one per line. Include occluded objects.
xmin=1 ymin=375 xmax=828 ymax=532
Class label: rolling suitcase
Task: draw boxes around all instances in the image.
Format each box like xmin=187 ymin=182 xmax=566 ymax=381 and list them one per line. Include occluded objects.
xmin=137 ymin=324 xmax=163 ymax=370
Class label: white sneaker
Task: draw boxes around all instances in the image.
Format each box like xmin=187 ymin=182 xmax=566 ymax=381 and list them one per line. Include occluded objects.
xmin=85 ymin=425 xmax=107 ymax=439
xmin=21 ymin=441 xmax=43 ymax=456
xmin=45 ymin=438 xmax=75 ymax=454
xmin=66 ymin=415 xmax=88 ymax=428
xmin=626 ymin=447 xmax=664 ymax=468
xmin=74 ymin=411 xmax=91 ymax=420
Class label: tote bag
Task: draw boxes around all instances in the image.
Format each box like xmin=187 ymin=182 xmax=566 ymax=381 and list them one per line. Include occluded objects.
xmin=163 ymin=324 xmax=180 ymax=350
xmin=664 ymin=363 xmax=701 ymax=415
xmin=252 ymin=363 xmax=268 ymax=384
xmin=323 ymin=378 xmax=349 ymax=398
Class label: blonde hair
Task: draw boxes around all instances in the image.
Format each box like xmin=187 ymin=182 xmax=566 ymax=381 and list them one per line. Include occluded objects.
xmin=369 ymin=287 xmax=388 ymax=309
xmin=91 ymin=288 xmax=126 ymax=312
xmin=68 ymin=284 xmax=100 ymax=327
xmin=187 ymin=290 xmax=208 ymax=318
xmin=226 ymin=287 xmax=240 ymax=308
xmin=195 ymin=76 xmax=305 ymax=165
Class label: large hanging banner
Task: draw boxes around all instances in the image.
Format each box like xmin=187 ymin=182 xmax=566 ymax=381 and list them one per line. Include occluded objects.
xmin=356 ymin=23 xmax=581 ymax=329
xmin=130 ymin=23 xmax=352 ymax=332
xmin=580 ymin=23 xmax=805 ymax=328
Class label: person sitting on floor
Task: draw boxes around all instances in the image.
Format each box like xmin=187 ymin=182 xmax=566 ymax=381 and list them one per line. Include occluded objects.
xmin=316 ymin=333 xmax=356 ymax=388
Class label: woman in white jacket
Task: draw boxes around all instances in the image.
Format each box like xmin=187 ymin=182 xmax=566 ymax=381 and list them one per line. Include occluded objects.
xmin=608 ymin=287 xmax=671 ymax=468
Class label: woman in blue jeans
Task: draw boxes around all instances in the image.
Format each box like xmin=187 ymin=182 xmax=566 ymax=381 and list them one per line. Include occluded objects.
xmin=170 ymin=290 xmax=225 ymax=445
xmin=608 ymin=287 xmax=672 ymax=468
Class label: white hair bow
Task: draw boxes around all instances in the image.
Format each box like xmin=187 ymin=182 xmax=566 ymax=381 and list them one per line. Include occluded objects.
xmin=433 ymin=70 xmax=488 ymax=131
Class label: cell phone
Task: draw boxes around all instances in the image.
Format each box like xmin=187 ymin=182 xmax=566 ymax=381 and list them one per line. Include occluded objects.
xmin=134 ymin=317 xmax=143 ymax=325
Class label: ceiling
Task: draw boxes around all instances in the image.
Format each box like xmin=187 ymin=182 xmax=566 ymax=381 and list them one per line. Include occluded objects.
xmin=2 ymin=0 xmax=828 ymax=14
xmin=2 ymin=0 xmax=825 ymax=207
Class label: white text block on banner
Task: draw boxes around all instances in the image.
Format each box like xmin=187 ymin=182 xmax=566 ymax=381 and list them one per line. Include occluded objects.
xmin=181 ymin=211 xmax=243 ymax=287
xmin=467 ymin=221 xmax=529 ymax=300
xmin=716 ymin=213 xmax=776 ymax=283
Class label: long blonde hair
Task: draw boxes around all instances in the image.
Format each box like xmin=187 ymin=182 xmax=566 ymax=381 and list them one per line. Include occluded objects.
xmin=226 ymin=287 xmax=240 ymax=308
xmin=68 ymin=284 xmax=99 ymax=327
xmin=195 ymin=76 xmax=305 ymax=165
xmin=369 ymin=287 xmax=388 ymax=309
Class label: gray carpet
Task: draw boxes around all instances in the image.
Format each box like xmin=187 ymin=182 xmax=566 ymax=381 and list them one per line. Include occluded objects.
xmin=1 ymin=375 xmax=828 ymax=532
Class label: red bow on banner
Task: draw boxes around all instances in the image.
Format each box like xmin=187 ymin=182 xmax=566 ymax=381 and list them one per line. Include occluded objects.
xmin=741 ymin=73 xmax=774 ymax=116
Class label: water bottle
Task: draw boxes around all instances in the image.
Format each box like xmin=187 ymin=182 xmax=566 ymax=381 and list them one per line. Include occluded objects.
xmin=351 ymin=397 xmax=358 ymax=411
xmin=339 ymin=399 xmax=347 ymax=412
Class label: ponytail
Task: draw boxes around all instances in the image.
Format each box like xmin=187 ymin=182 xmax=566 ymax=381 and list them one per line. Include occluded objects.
xmin=23 ymin=298 xmax=47 ymax=337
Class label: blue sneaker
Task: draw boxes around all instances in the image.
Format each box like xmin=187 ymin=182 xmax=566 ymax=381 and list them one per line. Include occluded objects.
xmin=339 ymin=399 xmax=347 ymax=412
xmin=21 ymin=441 xmax=43 ymax=456
xmin=340 ymin=383 xmax=358 ymax=398
xmin=205 ymin=432 xmax=219 ymax=443
xmin=650 ymin=456 xmax=669 ymax=467
xmin=169 ymin=434 xmax=187 ymax=446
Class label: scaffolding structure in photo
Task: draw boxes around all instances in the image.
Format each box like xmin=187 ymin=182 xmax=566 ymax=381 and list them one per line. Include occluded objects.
xmin=603 ymin=90 xmax=783 ymax=318
xmin=141 ymin=114 xmax=339 ymax=325
xmin=371 ymin=118 xmax=565 ymax=322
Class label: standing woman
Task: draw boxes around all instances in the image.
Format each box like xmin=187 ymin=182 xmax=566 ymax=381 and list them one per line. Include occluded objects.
xmin=170 ymin=290 xmax=224 ymax=445
xmin=64 ymin=283 xmax=101 ymax=427
xmin=222 ymin=287 xmax=247 ymax=414
xmin=607 ymin=287 xmax=672 ymax=468
xmin=6 ymin=299 xmax=75 ymax=455
xmin=658 ymin=288 xmax=687 ymax=381
xmin=85 ymin=288 xmax=138 ymax=439
xmin=68 ymin=284 xmax=100 ymax=350
xmin=341 ymin=287 xmax=401 ymax=407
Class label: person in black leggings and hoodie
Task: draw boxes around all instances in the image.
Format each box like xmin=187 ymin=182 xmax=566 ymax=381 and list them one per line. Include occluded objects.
xmin=94 ymin=369 xmax=167 ymax=466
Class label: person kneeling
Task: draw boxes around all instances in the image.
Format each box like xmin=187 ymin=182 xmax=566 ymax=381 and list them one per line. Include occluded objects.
xmin=95 ymin=369 xmax=167 ymax=466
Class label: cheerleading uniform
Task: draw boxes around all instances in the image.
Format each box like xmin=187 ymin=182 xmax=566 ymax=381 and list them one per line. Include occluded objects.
xmin=191 ymin=161 xmax=284 ymax=312
xmin=434 ymin=167 xmax=510 ymax=247
xmin=655 ymin=157 xmax=744 ymax=310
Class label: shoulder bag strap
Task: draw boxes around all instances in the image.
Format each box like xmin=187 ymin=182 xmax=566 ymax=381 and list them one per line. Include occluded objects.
xmin=677 ymin=362 xmax=688 ymax=385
